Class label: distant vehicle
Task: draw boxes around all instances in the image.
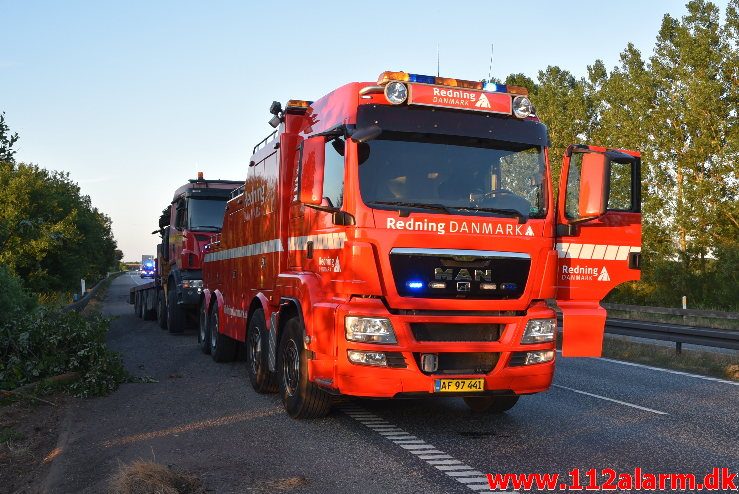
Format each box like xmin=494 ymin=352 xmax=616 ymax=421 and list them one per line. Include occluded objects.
xmin=140 ymin=259 xmax=156 ymax=278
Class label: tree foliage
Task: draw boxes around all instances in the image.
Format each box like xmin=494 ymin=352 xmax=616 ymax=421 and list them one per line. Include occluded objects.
xmin=507 ymin=0 xmax=738 ymax=309
xmin=0 ymin=115 xmax=118 ymax=296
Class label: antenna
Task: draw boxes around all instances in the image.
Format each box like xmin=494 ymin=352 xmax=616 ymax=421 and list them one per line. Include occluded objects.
xmin=437 ymin=43 xmax=440 ymax=77
xmin=488 ymin=43 xmax=494 ymax=82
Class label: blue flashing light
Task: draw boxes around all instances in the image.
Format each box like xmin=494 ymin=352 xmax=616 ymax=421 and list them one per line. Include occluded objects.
xmin=406 ymin=280 xmax=424 ymax=290
xmin=483 ymin=82 xmax=507 ymax=93
xmin=408 ymin=74 xmax=436 ymax=84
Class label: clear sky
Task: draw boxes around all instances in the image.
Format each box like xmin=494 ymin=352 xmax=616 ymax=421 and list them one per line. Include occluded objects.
xmin=0 ymin=0 xmax=728 ymax=261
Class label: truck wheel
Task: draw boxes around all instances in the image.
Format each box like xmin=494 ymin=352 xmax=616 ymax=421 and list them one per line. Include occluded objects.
xmin=247 ymin=309 xmax=277 ymax=393
xmin=143 ymin=293 xmax=156 ymax=321
xmin=210 ymin=302 xmax=236 ymax=362
xmin=167 ymin=284 xmax=185 ymax=334
xmin=463 ymin=395 xmax=519 ymax=413
xmin=278 ymin=317 xmax=331 ymax=419
xmin=198 ymin=301 xmax=211 ymax=355
xmin=157 ymin=291 xmax=167 ymax=330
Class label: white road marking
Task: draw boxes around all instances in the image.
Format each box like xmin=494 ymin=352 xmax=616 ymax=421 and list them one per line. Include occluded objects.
xmin=341 ymin=405 xmax=490 ymax=491
xmin=597 ymin=357 xmax=739 ymax=386
xmin=552 ymin=384 xmax=668 ymax=415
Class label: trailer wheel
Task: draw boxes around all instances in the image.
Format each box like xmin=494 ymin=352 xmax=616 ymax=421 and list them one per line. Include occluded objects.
xmin=198 ymin=301 xmax=210 ymax=355
xmin=247 ymin=309 xmax=277 ymax=393
xmin=210 ymin=302 xmax=236 ymax=362
xmin=278 ymin=317 xmax=331 ymax=419
xmin=143 ymin=293 xmax=156 ymax=321
xmin=156 ymin=290 xmax=167 ymax=330
xmin=463 ymin=395 xmax=519 ymax=413
xmin=167 ymin=283 xmax=185 ymax=334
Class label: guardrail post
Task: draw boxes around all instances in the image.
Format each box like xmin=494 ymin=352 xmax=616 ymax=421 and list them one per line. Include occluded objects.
xmin=676 ymin=341 xmax=682 ymax=354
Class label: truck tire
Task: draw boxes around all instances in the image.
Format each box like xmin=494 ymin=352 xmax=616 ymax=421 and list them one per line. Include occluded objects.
xmin=210 ymin=302 xmax=236 ymax=362
xmin=167 ymin=284 xmax=185 ymax=334
xmin=143 ymin=293 xmax=156 ymax=321
xmin=246 ymin=309 xmax=277 ymax=393
xmin=198 ymin=301 xmax=211 ymax=355
xmin=278 ymin=317 xmax=331 ymax=419
xmin=463 ymin=395 xmax=519 ymax=413
xmin=157 ymin=290 xmax=167 ymax=330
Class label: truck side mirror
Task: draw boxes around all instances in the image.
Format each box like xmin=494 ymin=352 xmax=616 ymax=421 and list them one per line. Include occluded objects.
xmin=299 ymin=137 xmax=325 ymax=206
xmin=576 ymin=152 xmax=609 ymax=220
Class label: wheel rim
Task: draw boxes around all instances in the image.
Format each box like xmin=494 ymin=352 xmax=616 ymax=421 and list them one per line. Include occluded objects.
xmin=282 ymin=339 xmax=299 ymax=397
xmin=210 ymin=311 xmax=218 ymax=350
xmin=199 ymin=309 xmax=207 ymax=343
xmin=248 ymin=325 xmax=262 ymax=376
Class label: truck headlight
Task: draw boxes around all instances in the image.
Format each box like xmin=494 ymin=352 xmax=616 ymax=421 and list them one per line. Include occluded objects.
xmin=512 ymin=95 xmax=533 ymax=118
xmin=384 ymin=81 xmax=408 ymax=105
xmin=345 ymin=316 xmax=397 ymax=344
xmin=347 ymin=350 xmax=388 ymax=367
xmin=521 ymin=318 xmax=555 ymax=344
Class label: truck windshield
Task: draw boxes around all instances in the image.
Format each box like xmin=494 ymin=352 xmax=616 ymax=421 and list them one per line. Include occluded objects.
xmin=357 ymin=132 xmax=546 ymax=219
xmin=187 ymin=199 xmax=227 ymax=230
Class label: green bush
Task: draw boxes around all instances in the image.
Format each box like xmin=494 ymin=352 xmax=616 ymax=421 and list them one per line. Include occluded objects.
xmin=0 ymin=307 xmax=128 ymax=397
xmin=0 ymin=265 xmax=36 ymax=327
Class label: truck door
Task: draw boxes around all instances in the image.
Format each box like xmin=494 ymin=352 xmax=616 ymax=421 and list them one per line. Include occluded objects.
xmin=555 ymin=145 xmax=641 ymax=356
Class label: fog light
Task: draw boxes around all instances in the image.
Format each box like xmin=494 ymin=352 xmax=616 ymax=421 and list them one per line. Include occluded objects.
xmin=420 ymin=353 xmax=438 ymax=372
xmin=428 ymin=281 xmax=446 ymax=289
xmin=385 ymin=81 xmax=408 ymax=105
xmin=521 ymin=318 xmax=556 ymax=344
xmin=347 ymin=350 xmax=388 ymax=367
xmin=512 ymin=95 xmax=533 ymax=118
xmin=524 ymin=350 xmax=555 ymax=365
xmin=480 ymin=283 xmax=497 ymax=290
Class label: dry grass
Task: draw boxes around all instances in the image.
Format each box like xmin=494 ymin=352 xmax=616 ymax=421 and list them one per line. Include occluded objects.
xmin=109 ymin=460 xmax=204 ymax=494
xmin=602 ymin=336 xmax=739 ymax=381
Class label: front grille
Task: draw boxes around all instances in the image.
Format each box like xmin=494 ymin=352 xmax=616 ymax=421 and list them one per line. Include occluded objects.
xmin=389 ymin=249 xmax=530 ymax=299
xmin=411 ymin=323 xmax=502 ymax=342
xmin=385 ymin=352 xmax=407 ymax=368
xmin=414 ymin=352 xmax=499 ymax=375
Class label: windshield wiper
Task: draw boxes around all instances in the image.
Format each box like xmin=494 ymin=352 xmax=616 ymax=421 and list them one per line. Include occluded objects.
xmin=451 ymin=206 xmax=528 ymax=224
xmin=366 ymin=201 xmax=454 ymax=215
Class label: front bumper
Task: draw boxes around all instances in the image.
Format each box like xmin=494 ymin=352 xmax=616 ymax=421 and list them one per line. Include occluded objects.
xmin=312 ymin=298 xmax=556 ymax=398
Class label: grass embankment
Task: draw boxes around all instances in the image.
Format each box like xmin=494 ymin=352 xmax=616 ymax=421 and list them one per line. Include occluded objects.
xmin=601 ymin=336 xmax=739 ymax=381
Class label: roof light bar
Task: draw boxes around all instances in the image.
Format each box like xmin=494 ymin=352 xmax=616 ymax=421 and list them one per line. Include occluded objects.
xmin=286 ymin=99 xmax=312 ymax=109
xmin=378 ymin=71 xmax=529 ymax=95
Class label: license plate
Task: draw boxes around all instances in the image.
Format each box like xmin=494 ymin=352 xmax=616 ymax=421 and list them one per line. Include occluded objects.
xmin=434 ymin=378 xmax=485 ymax=393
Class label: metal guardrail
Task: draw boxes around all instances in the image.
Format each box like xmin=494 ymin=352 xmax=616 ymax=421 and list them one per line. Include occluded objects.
xmin=605 ymin=318 xmax=739 ymax=351
xmin=62 ymin=272 xmax=121 ymax=313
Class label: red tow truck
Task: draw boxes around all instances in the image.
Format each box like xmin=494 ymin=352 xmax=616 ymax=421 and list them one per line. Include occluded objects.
xmin=130 ymin=174 xmax=242 ymax=333
xmin=199 ymin=71 xmax=642 ymax=418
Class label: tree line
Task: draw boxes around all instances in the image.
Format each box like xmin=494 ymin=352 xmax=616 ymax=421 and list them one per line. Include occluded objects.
xmin=0 ymin=112 xmax=121 ymax=300
xmin=501 ymin=0 xmax=738 ymax=310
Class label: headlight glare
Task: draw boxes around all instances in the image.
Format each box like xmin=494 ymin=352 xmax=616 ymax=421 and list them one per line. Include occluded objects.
xmin=345 ymin=316 xmax=397 ymax=344
xmin=521 ymin=318 xmax=556 ymax=344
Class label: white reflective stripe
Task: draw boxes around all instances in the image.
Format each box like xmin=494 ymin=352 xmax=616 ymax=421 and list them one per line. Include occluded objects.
xmin=567 ymin=243 xmax=582 ymax=259
xmin=592 ymin=244 xmax=607 ymax=259
xmin=604 ymin=245 xmax=619 ymax=260
xmin=579 ymin=243 xmax=595 ymax=259
xmin=205 ymin=233 xmax=347 ymax=263
xmin=556 ymin=243 xmax=639 ymax=261
xmin=204 ymin=239 xmax=283 ymax=263
xmin=615 ymin=245 xmax=631 ymax=261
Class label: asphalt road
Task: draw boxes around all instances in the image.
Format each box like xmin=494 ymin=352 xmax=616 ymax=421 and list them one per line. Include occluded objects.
xmin=44 ymin=274 xmax=739 ymax=493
